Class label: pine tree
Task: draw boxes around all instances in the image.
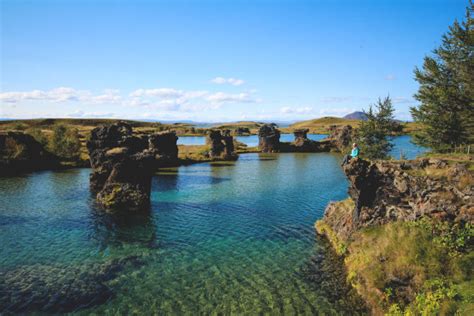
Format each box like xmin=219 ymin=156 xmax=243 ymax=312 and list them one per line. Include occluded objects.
xmin=357 ymin=96 xmax=398 ymax=160
xmin=411 ymin=1 xmax=474 ymax=150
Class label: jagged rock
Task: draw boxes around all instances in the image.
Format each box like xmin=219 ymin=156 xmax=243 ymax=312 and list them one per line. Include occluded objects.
xmin=327 ymin=125 xmax=353 ymax=152
xmin=320 ymin=158 xmax=474 ymax=241
xmin=87 ymin=122 xmax=179 ymax=210
xmin=206 ymin=130 xmax=237 ymax=160
xmin=0 ymin=256 xmax=143 ymax=314
xmin=148 ymin=131 xmax=178 ymax=167
xmin=233 ymin=127 xmax=250 ymax=136
xmin=0 ymin=132 xmax=60 ymax=176
xmin=291 ymin=128 xmax=332 ymax=152
xmin=258 ymin=124 xmax=280 ymax=152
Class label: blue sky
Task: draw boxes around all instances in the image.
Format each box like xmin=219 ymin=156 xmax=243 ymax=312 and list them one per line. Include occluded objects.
xmin=0 ymin=0 xmax=468 ymax=122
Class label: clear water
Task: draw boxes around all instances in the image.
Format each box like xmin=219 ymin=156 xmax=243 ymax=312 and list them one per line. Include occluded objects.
xmin=0 ymin=153 xmax=367 ymax=314
xmin=390 ymin=135 xmax=427 ymax=160
xmin=177 ymin=133 xmax=328 ymax=146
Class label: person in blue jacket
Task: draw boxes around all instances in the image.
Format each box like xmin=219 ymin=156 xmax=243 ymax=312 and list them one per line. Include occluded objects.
xmin=341 ymin=143 xmax=359 ymax=166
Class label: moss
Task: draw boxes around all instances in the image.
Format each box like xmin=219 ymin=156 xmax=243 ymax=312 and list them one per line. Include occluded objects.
xmin=315 ymin=220 xmax=347 ymax=256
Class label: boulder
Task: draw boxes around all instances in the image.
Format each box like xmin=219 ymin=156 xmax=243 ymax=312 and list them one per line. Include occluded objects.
xmin=0 ymin=132 xmax=60 ymax=176
xmin=258 ymin=124 xmax=280 ymax=152
xmin=292 ymin=128 xmax=332 ymax=152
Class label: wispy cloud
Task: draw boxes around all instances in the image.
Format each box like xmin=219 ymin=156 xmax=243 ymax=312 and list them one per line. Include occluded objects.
xmin=280 ymin=106 xmax=313 ymax=114
xmin=0 ymin=87 xmax=122 ymax=104
xmin=385 ymin=74 xmax=396 ymax=80
xmin=210 ymin=77 xmax=245 ymax=86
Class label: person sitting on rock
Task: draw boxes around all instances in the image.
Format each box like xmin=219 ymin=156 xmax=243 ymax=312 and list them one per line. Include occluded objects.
xmin=341 ymin=143 xmax=359 ymax=166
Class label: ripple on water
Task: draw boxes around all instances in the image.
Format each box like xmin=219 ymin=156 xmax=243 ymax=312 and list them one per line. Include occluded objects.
xmin=1 ymin=153 xmax=367 ymax=314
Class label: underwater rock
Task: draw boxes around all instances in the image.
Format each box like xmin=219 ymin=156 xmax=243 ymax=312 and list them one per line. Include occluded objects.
xmin=0 ymin=256 xmax=144 ymax=314
xmin=87 ymin=122 xmax=179 ymax=210
xmin=0 ymin=132 xmax=60 ymax=176
xmin=258 ymin=124 xmax=281 ymax=152
xmin=206 ymin=129 xmax=238 ymax=160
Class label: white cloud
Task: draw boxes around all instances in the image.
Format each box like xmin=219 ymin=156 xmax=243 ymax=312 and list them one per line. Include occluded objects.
xmin=211 ymin=77 xmax=245 ymax=86
xmin=280 ymin=106 xmax=313 ymax=114
xmin=129 ymin=88 xmax=184 ymax=98
xmin=0 ymin=87 xmax=121 ymax=104
xmin=385 ymin=74 xmax=396 ymax=80
xmin=206 ymin=92 xmax=254 ymax=104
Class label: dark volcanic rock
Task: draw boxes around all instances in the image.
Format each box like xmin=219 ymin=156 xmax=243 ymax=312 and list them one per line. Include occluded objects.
xmin=258 ymin=124 xmax=280 ymax=153
xmin=233 ymin=127 xmax=251 ymax=136
xmin=148 ymin=131 xmax=179 ymax=167
xmin=0 ymin=132 xmax=60 ymax=176
xmin=291 ymin=129 xmax=332 ymax=152
xmin=87 ymin=122 xmax=179 ymax=210
xmin=320 ymin=158 xmax=474 ymax=241
xmin=0 ymin=256 xmax=143 ymax=314
xmin=206 ymin=129 xmax=237 ymax=160
xmin=327 ymin=125 xmax=353 ymax=152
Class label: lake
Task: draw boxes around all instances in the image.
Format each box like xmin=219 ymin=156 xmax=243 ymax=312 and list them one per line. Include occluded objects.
xmin=0 ymin=137 xmax=426 ymax=314
xmin=178 ymin=133 xmax=328 ymax=146
xmin=1 ymin=153 xmax=366 ymax=314
xmin=179 ymin=134 xmax=427 ymax=160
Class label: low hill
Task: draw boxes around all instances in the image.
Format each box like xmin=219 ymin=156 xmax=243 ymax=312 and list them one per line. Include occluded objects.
xmin=289 ymin=117 xmax=361 ymax=134
xmin=343 ymin=111 xmax=367 ymax=120
xmin=211 ymin=121 xmax=265 ymax=132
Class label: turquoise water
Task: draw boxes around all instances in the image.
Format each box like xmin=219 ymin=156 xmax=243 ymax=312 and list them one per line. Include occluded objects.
xmin=177 ymin=133 xmax=328 ymax=146
xmin=0 ymin=153 xmax=367 ymax=314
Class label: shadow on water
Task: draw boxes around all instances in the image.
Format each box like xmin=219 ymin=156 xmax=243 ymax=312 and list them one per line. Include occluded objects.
xmin=298 ymin=235 xmax=368 ymax=314
xmin=88 ymin=203 xmax=159 ymax=250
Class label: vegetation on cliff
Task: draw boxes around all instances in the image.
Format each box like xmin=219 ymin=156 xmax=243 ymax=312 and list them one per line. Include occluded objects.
xmin=316 ymin=156 xmax=474 ymax=314
xmin=356 ymin=96 xmax=402 ymax=160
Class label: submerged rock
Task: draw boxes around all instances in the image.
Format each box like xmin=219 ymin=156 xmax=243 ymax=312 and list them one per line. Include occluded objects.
xmin=87 ymin=122 xmax=179 ymax=210
xmin=258 ymin=124 xmax=281 ymax=152
xmin=0 ymin=256 xmax=143 ymax=314
xmin=0 ymin=132 xmax=60 ymax=176
xmin=206 ymin=129 xmax=238 ymax=160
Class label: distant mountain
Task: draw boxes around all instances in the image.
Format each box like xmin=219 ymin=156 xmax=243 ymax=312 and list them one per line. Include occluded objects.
xmin=343 ymin=111 xmax=367 ymax=120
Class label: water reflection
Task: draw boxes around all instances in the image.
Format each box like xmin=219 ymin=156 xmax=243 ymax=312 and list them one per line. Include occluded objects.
xmin=89 ymin=205 xmax=158 ymax=250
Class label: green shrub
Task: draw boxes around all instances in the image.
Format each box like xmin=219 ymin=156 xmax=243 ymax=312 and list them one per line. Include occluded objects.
xmin=50 ymin=124 xmax=81 ymax=160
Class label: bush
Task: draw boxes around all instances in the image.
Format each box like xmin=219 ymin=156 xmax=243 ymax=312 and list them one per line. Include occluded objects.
xmin=50 ymin=124 xmax=81 ymax=160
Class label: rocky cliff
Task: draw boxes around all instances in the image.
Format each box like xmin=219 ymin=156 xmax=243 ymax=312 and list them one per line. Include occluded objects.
xmin=0 ymin=132 xmax=60 ymax=176
xmin=320 ymin=158 xmax=473 ymax=241
xmin=258 ymin=124 xmax=281 ymax=152
xmin=316 ymin=157 xmax=474 ymax=314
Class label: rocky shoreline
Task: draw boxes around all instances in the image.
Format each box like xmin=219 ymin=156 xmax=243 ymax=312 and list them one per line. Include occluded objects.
xmin=316 ymin=157 xmax=474 ymax=313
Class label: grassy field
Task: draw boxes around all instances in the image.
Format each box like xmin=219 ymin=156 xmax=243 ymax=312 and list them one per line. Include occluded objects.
xmin=287 ymin=116 xmax=423 ymax=135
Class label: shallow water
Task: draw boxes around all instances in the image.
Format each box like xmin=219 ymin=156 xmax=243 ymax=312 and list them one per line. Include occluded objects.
xmin=0 ymin=153 xmax=368 ymax=314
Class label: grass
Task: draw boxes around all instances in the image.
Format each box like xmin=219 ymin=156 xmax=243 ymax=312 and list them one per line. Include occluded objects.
xmin=343 ymin=219 xmax=474 ymax=315
xmin=289 ymin=117 xmax=361 ymax=134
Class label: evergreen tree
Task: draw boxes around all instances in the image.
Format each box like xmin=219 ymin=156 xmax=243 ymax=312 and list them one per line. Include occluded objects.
xmin=411 ymin=1 xmax=474 ymax=150
xmin=357 ymin=96 xmax=397 ymax=160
